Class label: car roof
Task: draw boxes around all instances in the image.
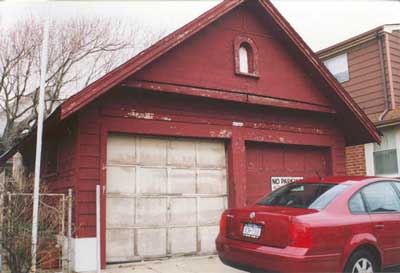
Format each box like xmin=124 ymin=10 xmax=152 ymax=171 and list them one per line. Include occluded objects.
xmin=297 ymin=176 xmax=400 ymax=184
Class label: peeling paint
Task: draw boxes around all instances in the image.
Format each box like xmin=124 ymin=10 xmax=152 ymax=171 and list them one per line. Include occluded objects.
xmin=161 ymin=117 xmax=172 ymax=121
xmin=232 ymin=121 xmax=244 ymax=127
xmin=126 ymin=110 xmax=155 ymax=120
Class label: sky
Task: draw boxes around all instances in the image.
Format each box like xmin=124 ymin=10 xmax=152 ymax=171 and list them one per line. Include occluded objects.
xmin=0 ymin=0 xmax=399 ymax=51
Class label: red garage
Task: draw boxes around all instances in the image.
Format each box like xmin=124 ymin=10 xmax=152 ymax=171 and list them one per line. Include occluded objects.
xmin=6 ymin=0 xmax=379 ymax=271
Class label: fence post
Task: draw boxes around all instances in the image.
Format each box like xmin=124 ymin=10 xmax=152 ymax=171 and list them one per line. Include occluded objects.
xmin=96 ymin=185 xmax=101 ymax=273
xmin=67 ymin=189 xmax=72 ymax=273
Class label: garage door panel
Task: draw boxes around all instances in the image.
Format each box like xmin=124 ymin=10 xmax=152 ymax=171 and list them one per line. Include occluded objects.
xmin=284 ymin=150 xmax=305 ymax=172
xmin=136 ymin=198 xmax=167 ymax=225
xmin=106 ymin=197 xmax=135 ymax=227
xmin=168 ymin=227 xmax=197 ymax=254
xmin=198 ymin=226 xmax=219 ymax=254
xmin=137 ymin=137 xmax=167 ymax=165
xmin=169 ymin=169 xmax=196 ymax=194
xmin=246 ymin=143 xmax=330 ymax=205
xmin=196 ymin=141 xmax=226 ymax=168
xmin=106 ymin=229 xmax=135 ymax=261
xmin=305 ymin=151 xmax=327 ymax=171
xmin=137 ymin=229 xmax=167 ymax=258
xmin=107 ymin=134 xmax=136 ymax=165
xmin=107 ymin=135 xmax=227 ymax=262
xmin=136 ymin=167 xmax=167 ymax=194
xmin=169 ymin=198 xmax=197 ymax=225
xmin=198 ymin=197 xmax=226 ymax=225
xmin=197 ymin=169 xmax=227 ymax=194
xmin=168 ymin=140 xmax=196 ymax=167
xmin=106 ymin=166 xmax=135 ymax=194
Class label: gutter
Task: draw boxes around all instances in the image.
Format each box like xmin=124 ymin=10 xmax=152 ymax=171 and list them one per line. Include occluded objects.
xmin=318 ymin=28 xmax=382 ymax=59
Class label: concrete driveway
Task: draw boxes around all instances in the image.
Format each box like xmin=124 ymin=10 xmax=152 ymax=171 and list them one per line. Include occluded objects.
xmin=105 ymin=255 xmax=245 ymax=273
xmin=105 ymin=255 xmax=400 ymax=273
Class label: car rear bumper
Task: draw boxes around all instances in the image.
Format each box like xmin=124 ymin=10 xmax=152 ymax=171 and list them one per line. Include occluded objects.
xmin=216 ymin=235 xmax=342 ymax=273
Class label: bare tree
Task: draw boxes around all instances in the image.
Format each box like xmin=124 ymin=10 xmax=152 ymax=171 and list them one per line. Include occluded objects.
xmin=0 ymin=16 xmax=166 ymax=153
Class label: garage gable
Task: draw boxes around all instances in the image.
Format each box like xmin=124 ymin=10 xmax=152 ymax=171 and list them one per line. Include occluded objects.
xmin=59 ymin=0 xmax=379 ymax=145
xmin=132 ymin=4 xmax=332 ymax=108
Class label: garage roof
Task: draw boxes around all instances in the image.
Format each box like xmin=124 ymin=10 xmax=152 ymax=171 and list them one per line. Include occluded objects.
xmin=59 ymin=0 xmax=379 ymax=145
xmin=0 ymin=0 xmax=380 ymax=165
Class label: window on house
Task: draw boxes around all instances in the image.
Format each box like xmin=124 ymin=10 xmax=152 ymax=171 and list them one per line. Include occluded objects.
xmin=373 ymin=128 xmax=398 ymax=176
xmin=239 ymin=45 xmax=250 ymax=73
xmin=323 ymin=53 xmax=349 ymax=83
xmin=234 ymin=36 xmax=259 ymax=77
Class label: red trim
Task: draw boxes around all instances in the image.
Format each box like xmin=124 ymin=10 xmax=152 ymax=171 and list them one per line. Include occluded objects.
xmin=59 ymin=0 xmax=379 ymax=145
xmin=99 ymin=124 xmax=107 ymax=269
xmin=123 ymin=80 xmax=336 ymax=114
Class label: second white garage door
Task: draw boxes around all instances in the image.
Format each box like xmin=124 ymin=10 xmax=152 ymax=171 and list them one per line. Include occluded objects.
xmin=106 ymin=134 xmax=228 ymax=263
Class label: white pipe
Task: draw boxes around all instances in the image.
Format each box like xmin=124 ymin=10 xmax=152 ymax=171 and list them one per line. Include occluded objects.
xmin=31 ymin=18 xmax=49 ymax=273
xmin=96 ymin=185 xmax=101 ymax=273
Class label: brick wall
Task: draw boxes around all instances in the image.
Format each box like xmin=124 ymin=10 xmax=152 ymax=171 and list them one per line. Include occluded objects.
xmin=345 ymin=145 xmax=366 ymax=175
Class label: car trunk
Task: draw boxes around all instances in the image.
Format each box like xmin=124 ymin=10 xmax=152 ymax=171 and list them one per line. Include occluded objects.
xmin=226 ymin=206 xmax=318 ymax=248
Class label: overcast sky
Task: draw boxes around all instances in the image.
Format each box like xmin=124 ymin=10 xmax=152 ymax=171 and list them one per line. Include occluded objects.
xmin=1 ymin=0 xmax=399 ymax=51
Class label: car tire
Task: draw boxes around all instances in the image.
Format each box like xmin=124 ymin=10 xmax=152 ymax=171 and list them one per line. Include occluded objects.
xmin=344 ymin=249 xmax=378 ymax=273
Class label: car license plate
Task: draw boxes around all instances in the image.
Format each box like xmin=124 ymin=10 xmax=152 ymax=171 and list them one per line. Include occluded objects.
xmin=242 ymin=223 xmax=262 ymax=239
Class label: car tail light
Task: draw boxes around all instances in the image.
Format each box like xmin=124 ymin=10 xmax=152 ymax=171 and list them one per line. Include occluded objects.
xmin=288 ymin=221 xmax=313 ymax=248
xmin=219 ymin=211 xmax=228 ymax=237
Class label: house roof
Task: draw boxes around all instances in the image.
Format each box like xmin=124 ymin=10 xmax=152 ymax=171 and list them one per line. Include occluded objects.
xmin=0 ymin=0 xmax=381 ymax=165
xmin=318 ymin=24 xmax=400 ymax=59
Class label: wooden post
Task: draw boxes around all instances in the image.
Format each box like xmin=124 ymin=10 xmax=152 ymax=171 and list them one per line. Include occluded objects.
xmin=227 ymin=128 xmax=247 ymax=208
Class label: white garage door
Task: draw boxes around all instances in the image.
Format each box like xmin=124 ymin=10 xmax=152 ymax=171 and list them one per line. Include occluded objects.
xmin=106 ymin=134 xmax=228 ymax=263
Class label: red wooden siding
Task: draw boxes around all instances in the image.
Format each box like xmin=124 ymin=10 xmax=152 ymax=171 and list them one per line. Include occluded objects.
xmin=132 ymin=5 xmax=331 ymax=108
xmin=246 ymin=142 xmax=331 ymax=205
xmin=341 ymin=39 xmax=386 ymax=121
xmin=45 ymin=130 xmax=77 ymax=193
xmin=76 ymin=105 xmax=101 ymax=237
xmin=73 ymin=88 xmax=346 ymax=239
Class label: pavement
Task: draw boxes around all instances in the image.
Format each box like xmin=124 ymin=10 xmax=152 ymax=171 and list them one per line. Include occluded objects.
xmin=104 ymin=255 xmax=400 ymax=273
xmin=105 ymin=255 xmax=246 ymax=273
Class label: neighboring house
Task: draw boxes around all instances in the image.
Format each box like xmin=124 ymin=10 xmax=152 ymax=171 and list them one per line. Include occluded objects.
xmin=318 ymin=24 xmax=400 ymax=177
xmin=0 ymin=0 xmax=379 ymax=272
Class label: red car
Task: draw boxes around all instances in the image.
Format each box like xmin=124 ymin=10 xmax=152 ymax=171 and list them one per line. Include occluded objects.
xmin=216 ymin=176 xmax=400 ymax=273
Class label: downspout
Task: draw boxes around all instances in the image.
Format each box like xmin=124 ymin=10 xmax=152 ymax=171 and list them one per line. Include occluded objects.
xmin=385 ymin=32 xmax=396 ymax=110
xmin=378 ymin=32 xmax=390 ymax=121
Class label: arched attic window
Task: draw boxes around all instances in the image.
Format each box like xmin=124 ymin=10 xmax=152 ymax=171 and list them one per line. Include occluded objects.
xmin=234 ymin=36 xmax=259 ymax=78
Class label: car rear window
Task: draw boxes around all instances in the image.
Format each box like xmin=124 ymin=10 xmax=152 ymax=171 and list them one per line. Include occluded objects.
xmin=257 ymin=183 xmax=348 ymax=209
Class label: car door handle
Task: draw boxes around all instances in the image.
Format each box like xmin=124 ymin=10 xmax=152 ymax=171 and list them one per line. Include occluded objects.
xmin=374 ymin=224 xmax=385 ymax=229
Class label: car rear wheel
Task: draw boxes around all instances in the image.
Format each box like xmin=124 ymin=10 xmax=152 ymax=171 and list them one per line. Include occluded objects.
xmin=344 ymin=250 xmax=377 ymax=273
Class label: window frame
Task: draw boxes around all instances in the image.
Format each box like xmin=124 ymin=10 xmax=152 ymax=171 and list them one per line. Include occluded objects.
xmin=233 ymin=35 xmax=259 ymax=78
xmin=348 ymin=181 xmax=400 ymax=215
xmin=365 ymin=127 xmax=400 ymax=177
xmin=373 ymin=128 xmax=399 ymax=177
xmin=323 ymin=53 xmax=350 ymax=83
xmin=348 ymin=192 xmax=367 ymax=215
